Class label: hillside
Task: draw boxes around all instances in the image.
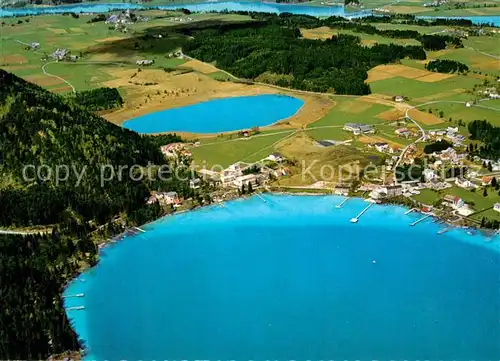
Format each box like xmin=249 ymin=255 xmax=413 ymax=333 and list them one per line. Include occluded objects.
xmin=0 ymin=69 xmax=178 ymax=227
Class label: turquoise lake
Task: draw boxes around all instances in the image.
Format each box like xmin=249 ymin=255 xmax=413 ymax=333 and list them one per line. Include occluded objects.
xmin=1 ymin=1 xmax=499 ymax=25
xmin=64 ymin=194 xmax=500 ymax=361
xmin=122 ymin=94 xmax=304 ymax=134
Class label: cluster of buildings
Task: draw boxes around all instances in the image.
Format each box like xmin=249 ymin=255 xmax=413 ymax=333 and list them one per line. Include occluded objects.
xmin=428 ymin=127 xmax=466 ymax=146
xmin=343 ymin=123 xmax=374 ymax=135
xmin=51 ymin=48 xmax=77 ymax=62
xmin=480 ymin=87 xmax=500 ymax=99
xmin=198 ymin=154 xmax=287 ymax=190
xmin=160 ymin=143 xmax=192 ymax=159
xmin=368 ymin=184 xmax=403 ymax=200
xmin=146 ymin=191 xmax=181 ymax=207
xmin=395 ymin=127 xmax=414 ymax=138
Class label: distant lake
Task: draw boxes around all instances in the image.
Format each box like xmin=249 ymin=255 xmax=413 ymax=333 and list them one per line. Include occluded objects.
xmin=64 ymin=195 xmax=500 ymax=361
xmin=2 ymin=1 xmax=499 ymax=25
xmin=122 ymin=94 xmax=304 ymax=134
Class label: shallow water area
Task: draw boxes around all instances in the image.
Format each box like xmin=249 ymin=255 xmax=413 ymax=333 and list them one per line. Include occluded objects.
xmin=64 ymin=194 xmax=500 ymax=361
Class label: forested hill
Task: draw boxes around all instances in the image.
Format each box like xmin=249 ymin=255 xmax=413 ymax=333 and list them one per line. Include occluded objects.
xmin=183 ymin=24 xmax=426 ymax=94
xmin=0 ymin=69 xmax=178 ymax=227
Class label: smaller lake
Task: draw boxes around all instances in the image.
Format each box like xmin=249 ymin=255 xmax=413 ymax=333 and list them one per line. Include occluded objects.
xmin=122 ymin=94 xmax=304 ymax=134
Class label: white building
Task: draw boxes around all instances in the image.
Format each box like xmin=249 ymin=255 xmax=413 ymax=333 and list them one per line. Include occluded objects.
xmin=494 ymin=203 xmax=500 ymax=213
xmin=234 ymin=174 xmax=260 ymax=188
xmin=423 ymin=169 xmax=437 ymax=182
xmin=455 ymin=177 xmax=476 ymax=189
xmin=343 ymin=123 xmax=374 ymax=135
xmin=189 ymin=178 xmax=201 ymax=189
xmin=136 ymin=59 xmax=154 ymax=66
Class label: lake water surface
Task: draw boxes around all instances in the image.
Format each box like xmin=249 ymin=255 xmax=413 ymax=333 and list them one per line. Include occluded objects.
xmin=64 ymin=194 xmax=500 ymax=361
xmin=1 ymin=1 xmax=499 ymax=25
xmin=122 ymin=94 xmax=304 ymax=134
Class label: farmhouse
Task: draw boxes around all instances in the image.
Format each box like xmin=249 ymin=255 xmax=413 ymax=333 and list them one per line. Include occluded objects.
xmin=395 ymin=128 xmax=411 ymax=138
xmin=394 ymin=95 xmax=404 ymax=102
xmin=51 ymin=48 xmax=69 ymax=61
xmin=189 ymin=178 xmax=201 ymax=189
xmin=343 ymin=123 xmax=374 ymax=135
xmin=494 ymin=203 xmax=500 ymax=213
xmin=136 ymin=59 xmax=154 ymax=66
xmin=30 ymin=42 xmax=40 ymax=50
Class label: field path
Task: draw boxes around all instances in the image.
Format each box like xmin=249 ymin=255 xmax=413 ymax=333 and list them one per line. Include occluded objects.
xmin=42 ymin=61 xmax=76 ymax=93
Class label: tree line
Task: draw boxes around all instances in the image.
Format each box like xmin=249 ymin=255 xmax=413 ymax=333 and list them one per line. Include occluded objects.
xmin=0 ymin=69 xmax=204 ymax=358
xmin=71 ymin=87 xmax=124 ymax=111
xmin=468 ymin=120 xmax=500 ymax=159
xmin=425 ymin=59 xmax=469 ymax=73
xmin=182 ymin=23 xmax=426 ymax=94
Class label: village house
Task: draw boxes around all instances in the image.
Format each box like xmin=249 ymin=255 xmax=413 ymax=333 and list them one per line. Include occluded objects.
xmin=494 ymin=203 xmax=500 ymax=213
xmin=443 ymin=195 xmax=474 ymax=216
xmin=455 ymin=177 xmax=476 ymax=189
xmin=51 ymin=48 xmax=69 ymax=61
xmin=394 ymin=95 xmax=404 ymax=102
xmin=482 ymin=176 xmax=493 ymax=186
xmin=146 ymin=191 xmax=180 ymax=206
xmin=423 ymin=168 xmax=438 ymax=182
xmin=343 ymin=123 xmax=375 ymax=135
xmin=189 ymin=178 xmax=201 ymax=189
xmin=136 ymin=59 xmax=154 ymax=66
xmin=266 ymin=153 xmax=284 ymax=163
xmin=395 ymin=128 xmax=411 ymax=138
xmin=160 ymin=143 xmax=186 ymax=158
xmin=30 ymin=42 xmax=40 ymax=50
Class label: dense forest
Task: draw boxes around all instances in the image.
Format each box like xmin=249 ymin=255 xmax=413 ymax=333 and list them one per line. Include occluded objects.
xmin=72 ymin=87 xmax=124 ymax=111
xmin=183 ymin=24 xmax=426 ymax=94
xmin=468 ymin=120 xmax=500 ymax=159
xmin=0 ymin=69 xmax=193 ymax=227
xmin=425 ymin=59 xmax=469 ymax=73
xmin=0 ymin=70 xmax=201 ymax=358
xmin=0 ymin=229 xmax=95 ymax=359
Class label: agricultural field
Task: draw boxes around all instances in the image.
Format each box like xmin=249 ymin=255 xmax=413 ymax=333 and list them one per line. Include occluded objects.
xmin=190 ymin=130 xmax=296 ymax=168
xmin=301 ymin=27 xmax=421 ymax=46
xmin=362 ymin=0 xmax=500 ymax=15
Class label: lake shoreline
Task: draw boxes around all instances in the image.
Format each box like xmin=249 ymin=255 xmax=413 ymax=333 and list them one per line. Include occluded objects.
xmin=63 ymin=192 xmax=500 ymax=360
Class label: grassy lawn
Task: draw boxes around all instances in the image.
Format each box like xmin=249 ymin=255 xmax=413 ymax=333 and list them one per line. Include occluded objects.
xmin=190 ymin=130 xmax=295 ymax=168
xmin=422 ymin=101 xmax=500 ymax=126
xmin=369 ymin=75 xmax=481 ymax=102
xmin=413 ymin=186 xmax=500 ymax=221
xmin=207 ymin=71 xmax=234 ymax=82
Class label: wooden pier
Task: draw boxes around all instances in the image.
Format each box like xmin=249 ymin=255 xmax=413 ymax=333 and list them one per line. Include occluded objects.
xmin=63 ymin=293 xmax=84 ymax=298
xmin=350 ymin=202 xmax=374 ymax=223
xmin=404 ymin=208 xmax=416 ymax=215
xmin=437 ymin=227 xmax=450 ymax=235
xmin=335 ymin=197 xmax=350 ymax=209
xmin=66 ymin=306 xmax=85 ymax=311
xmin=410 ymin=214 xmax=432 ymax=226
xmin=255 ymin=193 xmax=267 ymax=203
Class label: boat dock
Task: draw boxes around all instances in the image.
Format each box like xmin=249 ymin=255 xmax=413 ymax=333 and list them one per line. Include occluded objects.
xmin=255 ymin=193 xmax=267 ymax=203
xmin=66 ymin=306 xmax=85 ymax=311
xmin=133 ymin=227 xmax=145 ymax=233
xmin=335 ymin=197 xmax=350 ymax=209
xmin=410 ymin=214 xmax=432 ymax=226
xmin=405 ymin=208 xmax=416 ymax=215
xmin=437 ymin=227 xmax=450 ymax=235
xmin=63 ymin=293 xmax=84 ymax=298
xmin=350 ymin=202 xmax=374 ymax=223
